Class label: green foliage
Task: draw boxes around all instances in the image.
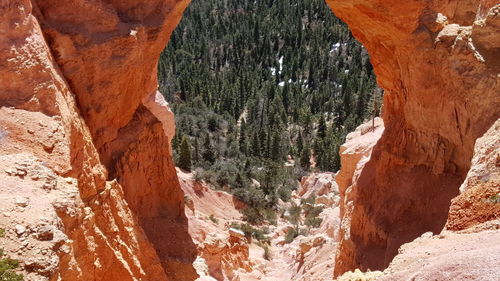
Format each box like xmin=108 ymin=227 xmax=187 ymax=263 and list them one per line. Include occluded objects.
xmin=304 ymin=206 xmax=324 ymax=228
xmin=230 ymin=222 xmax=269 ymax=242
xmin=160 ymin=0 xmax=381 ymax=224
xmin=241 ymin=207 xmax=265 ymax=224
xmin=277 ymin=186 xmax=292 ymax=202
xmin=300 ymin=147 xmax=311 ymax=170
xmin=0 ymin=229 xmax=4 ymax=238
xmin=284 ymin=228 xmax=299 ymax=243
xmin=304 ymin=216 xmax=323 ymax=228
xmin=208 ymin=214 xmax=219 ymax=224
xmin=0 ymin=249 xmax=23 ymax=281
xmin=287 ymin=203 xmax=302 ymax=226
xmin=486 ymin=194 xmax=500 ymax=204
xmin=263 ymin=245 xmax=271 ymax=260
xmin=201 ymin=134 xmax=216 ymax=164
xmin=301 ymin=195 xmax=316 ymax=206
xmin=178 ymin=135 xmax=192 ymax=171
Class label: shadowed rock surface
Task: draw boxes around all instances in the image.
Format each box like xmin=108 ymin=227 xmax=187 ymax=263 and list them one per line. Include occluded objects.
xmin=327 ymin=0 xmax=500 ymax=275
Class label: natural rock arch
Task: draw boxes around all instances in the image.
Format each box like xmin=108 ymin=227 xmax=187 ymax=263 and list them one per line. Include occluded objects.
xmin=1 ymin=0 xmax=498 ymax=280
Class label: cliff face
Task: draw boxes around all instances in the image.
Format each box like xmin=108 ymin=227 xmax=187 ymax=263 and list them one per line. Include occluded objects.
xmin=446 ymin=119 xmax=500 ymax=231
xmin=326 ymin=0 xmax=500 ymax=275
xmin=1 ymin=0 xmax=499 ymax=280
xmin=1 ymin=0 xmax=195 ymax=280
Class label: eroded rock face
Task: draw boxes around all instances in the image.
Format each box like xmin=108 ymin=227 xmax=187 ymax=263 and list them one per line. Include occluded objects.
xmin=298 ymin=173 xmax=339 ymax=200
xmin=2 ymin=0 xmax=499 ymax=280
xmin=178 ymin=170 xmax=252 ymax=281
xmin=327 ymin=0 xmax=500 ymax=276
xmin=379 ymin=229 xmax=500 ymax=281
xmin=1 ymin=0 xmax=195 ymax=280
xmin=446 ymin=119 xmax=500 ymax=231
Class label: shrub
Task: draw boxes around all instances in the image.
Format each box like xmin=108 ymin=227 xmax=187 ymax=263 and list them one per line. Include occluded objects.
xmin=304 ymin=216 xmax=323 ymax=228
xmin=301 ymin=195 xmax=316 ymax=206
xmin=284 ymin=227 xmax=299 ymax=243
xmin=0 ymin=249 xmax=23 ymax=281
xmin=230 ymin=222 xmax=269 ymax=242
xmin=277 ymin=186 xmax=292 ymax=202
xmin=193 ymin=168 xmax=216 ymax=184
xmin=263 ymin=245 xmax=271 ymax=260
xmin=262 ymin=208 xmax=277 ymax=226
xmin=208 ymin=214 xmax=218 ymax=224
xmin=303 ymin=203 xmax=324 ymax=229
xmin=286 ymin=204 xmax=302 ymax=225
xmin=242 ymin=207 xmax=265 ymax=224
xmin=0 ymin=229 xmax=4 ymax=238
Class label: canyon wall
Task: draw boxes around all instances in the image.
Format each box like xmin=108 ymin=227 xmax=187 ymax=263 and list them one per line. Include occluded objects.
xmin=1 ymin=0 xmax=195 ymax=280
xmin=1 ymin=0 xmax=499 ymax=280
xmin=326 ymin=0 xmax=500 ymax=276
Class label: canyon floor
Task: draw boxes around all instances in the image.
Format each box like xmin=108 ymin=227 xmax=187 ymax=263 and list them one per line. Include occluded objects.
xmin=177 ymin=118 xmax=500 ymax=281
xmin=179 ymin=168 xmax=500 ymax=281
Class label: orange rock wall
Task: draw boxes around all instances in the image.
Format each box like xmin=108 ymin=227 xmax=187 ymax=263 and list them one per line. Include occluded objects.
xmin=1 ymin=0 xmax=195 ymax=280
xmin=326 ymin=0 xmax=500 ymax=276
xmin=2 ymin=0 xmax=499 ymax=280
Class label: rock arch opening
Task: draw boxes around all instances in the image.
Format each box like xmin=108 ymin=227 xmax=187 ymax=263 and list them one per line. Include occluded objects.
xmin=1 ymin=0 xmax=498 ymax=280
xmin=157 ymin=0 xmax=499 ymax=278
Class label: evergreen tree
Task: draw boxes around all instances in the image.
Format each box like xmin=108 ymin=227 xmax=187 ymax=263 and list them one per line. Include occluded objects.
xmin=159 ymin=0 xmax=380 ymax=222
xmin=192 ymin=137 xmax=200 ymax=162
xmin=178 ymin=135 xmax=192 ymax=171
xmin=239 ymin=120 xmax=247 ymax=155
xmin=296 ymin=132 xmax=304 ymax=154
xmin=300 ymin=145 xmax=311 ymax=170
xmin=270 ymin=131 xmax=281 ymax=161
xmin=202 ymin=134 xmax=215 ymax=164
xmin=317 ymin=115 xmax=327 ymax=139
xmin=251 ymin=131 xmax=261 ymax=157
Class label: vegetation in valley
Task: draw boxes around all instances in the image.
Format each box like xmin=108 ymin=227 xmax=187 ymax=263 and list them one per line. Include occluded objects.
xmin=0 ymin=250 xmax=23 ymax=281
xmin=158 ymin=0 xmax=381 ymax=224
xmin=0 ymin=228 xmax=23 ymax=281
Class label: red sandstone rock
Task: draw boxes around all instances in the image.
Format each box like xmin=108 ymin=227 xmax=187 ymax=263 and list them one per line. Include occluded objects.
xmin=446 ymin=119 xmax=500 ymax=231
xmin=327 ymin=0 xmax=500 ymax=275
xmin=0 ymin=0 xmax=195 ymax=280
xmin=2 ymin=0 xmax=499 ymax=280
xmin=178 ymin=170 xmax=252 ymax=281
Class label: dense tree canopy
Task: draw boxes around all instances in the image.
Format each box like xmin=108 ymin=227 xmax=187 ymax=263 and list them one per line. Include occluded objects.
xmin=158 ymin=0 xmax=381 ymax=223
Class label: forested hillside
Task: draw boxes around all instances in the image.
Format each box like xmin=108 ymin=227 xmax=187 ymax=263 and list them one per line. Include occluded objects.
xmin=158 ymin=0 xmax=381 ymax=223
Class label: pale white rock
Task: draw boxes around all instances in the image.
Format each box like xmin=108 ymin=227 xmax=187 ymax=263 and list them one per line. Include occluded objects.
xmin=15 ymin=224 xmax=26 ymax=236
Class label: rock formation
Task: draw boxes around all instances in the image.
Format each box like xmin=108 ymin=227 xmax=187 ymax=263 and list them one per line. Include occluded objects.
xmin=177 ymin=169 xmax=252 ymax=281
xmin=327 ymin=0 xmax=500 ymax=275
xmin=1 ymin=0 xmax=195 ymax=280
xmin=298 ymin=173 xmax=338 ymax=200
xmin=379 ymin=229 xmax=500 ymax=281
xmin=446 ymin=119 xmax=500 ymax=231
xmin=1 ymin=0 xmax=499 ymax=280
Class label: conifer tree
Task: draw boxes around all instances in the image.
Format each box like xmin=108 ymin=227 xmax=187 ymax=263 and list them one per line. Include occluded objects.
xmin=178 ymin=135 xmax=192 ymax=171
xmin=300 ymin=145 xmax=311 ymax=170
xmin=270 ymin=131 xmax=281 ymax=161
xmin=239 ymin=120 xmax=247 ymax=155
xmin=251 ymin=131 xmax=261 ymax=157
xmin=202 ymin=134 xmax=215 ymax=164
xmin=296 ymin=132 xmax=304 ymax=155
xmin=317 ymin=115 xmax=327 ymax=139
